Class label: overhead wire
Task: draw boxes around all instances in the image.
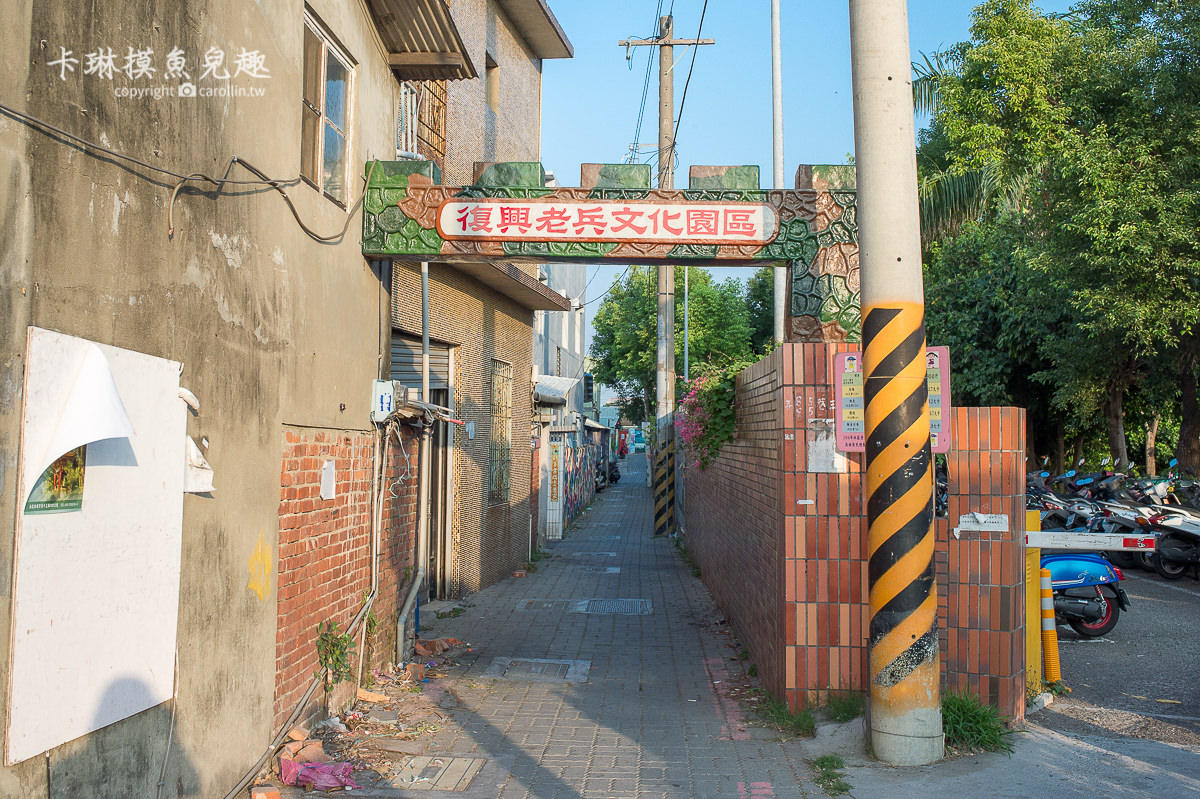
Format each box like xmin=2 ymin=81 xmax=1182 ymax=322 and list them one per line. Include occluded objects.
xmin=0 ymin=98 xmax=369 ymax=244
xmin=668 ymin=0 xmax=710 ymax=176
xmin=627 ymin=0 xmax=665 ymax=163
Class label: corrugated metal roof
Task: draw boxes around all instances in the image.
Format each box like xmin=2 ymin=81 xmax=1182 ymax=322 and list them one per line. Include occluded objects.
xmin=496 ymin=0 xmax=573 ymax=60
xmin=366 ymin=0 xmax=478 ymax=81
xmin=533 ymin=375 xmax=579 ymax=406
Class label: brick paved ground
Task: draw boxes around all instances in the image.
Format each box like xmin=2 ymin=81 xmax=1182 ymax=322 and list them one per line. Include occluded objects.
xmin=282 ymin=453 xmax=820 ymax=798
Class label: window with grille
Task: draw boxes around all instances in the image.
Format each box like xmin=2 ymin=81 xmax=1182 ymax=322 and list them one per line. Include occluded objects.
xmin=488 ymin=360 xmax=513 ymax=505
xmin=301 ymin=14 xmax=354 ymax=205
xmin=396 ymin=80 xmax=445 ymax=167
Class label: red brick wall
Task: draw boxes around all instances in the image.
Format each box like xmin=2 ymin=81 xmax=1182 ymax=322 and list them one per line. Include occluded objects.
xmin=938 ymin=407 xmax=1027 ymax=719
xmin=683 ymin=343 xmax=1027 ymax=720
xmin=275 ymin=425 xmax=419 ymax=729
xmin=684 ymin=350 xmax=785 ymax=699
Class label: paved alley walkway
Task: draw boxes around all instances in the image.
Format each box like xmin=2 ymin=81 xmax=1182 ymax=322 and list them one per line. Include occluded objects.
xmin=355 ymin=453 xmax=819 ymax=798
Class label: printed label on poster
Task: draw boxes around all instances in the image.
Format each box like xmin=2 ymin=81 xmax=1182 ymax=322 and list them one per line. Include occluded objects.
xmin=24 ymin=446 xmax=86 ymax=514
xmin=833 ymin=347 xmax=951 ymax=453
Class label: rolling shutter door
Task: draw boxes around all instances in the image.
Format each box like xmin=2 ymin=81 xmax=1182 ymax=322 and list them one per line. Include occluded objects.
xmin=390 ymin=333 xmax=451 ymax=392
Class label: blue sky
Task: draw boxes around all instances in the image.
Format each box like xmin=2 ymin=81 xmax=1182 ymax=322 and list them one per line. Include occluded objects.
xmin=538 ymin=0 xmax=1072 ymax=394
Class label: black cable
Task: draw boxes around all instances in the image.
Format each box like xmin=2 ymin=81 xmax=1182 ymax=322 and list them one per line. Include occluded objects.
xmin=0 ymin=99 xmax=370 ymax=244
xmin=669 ymin=0 xmax=710 ymax=174
xmin=629 ymin=0 xmax=665 ymax=162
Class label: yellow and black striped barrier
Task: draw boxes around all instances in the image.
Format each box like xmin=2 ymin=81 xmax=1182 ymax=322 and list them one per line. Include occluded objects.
xmin=863 ymin=303 xmax=941 ymax=753
xmin=654 ymin=438 xmax=674 ymax=537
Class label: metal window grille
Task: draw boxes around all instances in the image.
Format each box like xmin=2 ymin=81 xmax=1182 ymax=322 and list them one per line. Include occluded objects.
xmin=416 ymin=80 xmax=446 ymax=168
xmin=489 ymin=360 xmax=513 ymax=504
xmin=397 ymin=82 xmax=419 ymax=155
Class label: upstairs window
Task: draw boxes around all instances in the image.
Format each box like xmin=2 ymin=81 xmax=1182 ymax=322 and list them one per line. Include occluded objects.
xmin=301 ymin=15 xmax=354 ymax=205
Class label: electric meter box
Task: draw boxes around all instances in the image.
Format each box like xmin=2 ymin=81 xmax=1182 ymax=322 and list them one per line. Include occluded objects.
xmin=371 ymin=380 xmax=410 ymax=422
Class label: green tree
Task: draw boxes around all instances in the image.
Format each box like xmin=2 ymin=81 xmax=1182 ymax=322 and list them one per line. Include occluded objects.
xmin=590 ymin=266 xmax=754 ymax=424
xmin=922 ymin=0 xmax=1200 ymax=468
xmin=745 ymin=265 xmax=775 ymax=353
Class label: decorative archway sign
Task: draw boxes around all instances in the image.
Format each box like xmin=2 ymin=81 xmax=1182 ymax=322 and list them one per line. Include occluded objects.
xmin=362 ymin=160 xmax=862 ymax=344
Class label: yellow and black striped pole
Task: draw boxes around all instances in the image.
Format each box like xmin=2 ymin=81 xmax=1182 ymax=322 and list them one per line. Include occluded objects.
xmin=850 ymin=0 xmax=943 ymax=764
xmin=654 ymin=439 xmax=671 ymax=537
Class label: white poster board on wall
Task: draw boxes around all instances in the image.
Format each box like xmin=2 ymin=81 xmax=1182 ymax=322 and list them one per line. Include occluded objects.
xmin=6 ymin=327 xmax=185 ymax=765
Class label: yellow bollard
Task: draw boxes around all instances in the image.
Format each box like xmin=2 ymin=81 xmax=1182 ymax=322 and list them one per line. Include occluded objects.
xmin=1040 ymin=568 xmax=1062 ymax=683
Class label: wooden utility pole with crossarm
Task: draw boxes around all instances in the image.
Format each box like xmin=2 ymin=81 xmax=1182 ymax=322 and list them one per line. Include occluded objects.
xmin=619 ymin=16 xmax=713 ymax=534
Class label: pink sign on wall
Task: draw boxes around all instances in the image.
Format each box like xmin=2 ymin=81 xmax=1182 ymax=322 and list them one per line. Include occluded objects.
xmin=833 ymin=346 xmax=951 ymax=453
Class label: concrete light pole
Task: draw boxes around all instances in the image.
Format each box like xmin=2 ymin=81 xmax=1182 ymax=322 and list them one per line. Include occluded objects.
xmin=771 ymin=0 xmax=787 ymax=344
xmin=848 ymin=0 xmax=944 ymax=766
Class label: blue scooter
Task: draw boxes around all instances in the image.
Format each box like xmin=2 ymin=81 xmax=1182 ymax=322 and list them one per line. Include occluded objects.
xmin=1042 ymin=552 xmax=1130 ymax=638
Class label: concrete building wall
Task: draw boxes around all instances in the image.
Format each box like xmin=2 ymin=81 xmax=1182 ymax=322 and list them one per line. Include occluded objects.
xmin=445 ymin=0 xmax=543 ymax=185
xmin=0 ymin=0 xmax=423 ymax=795
xmin=391 ymin=262 xmax=535 ymax=595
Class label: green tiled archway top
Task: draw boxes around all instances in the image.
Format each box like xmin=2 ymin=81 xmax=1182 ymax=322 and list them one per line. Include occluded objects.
xmin=361 ymin=161 xmax=859 ymax=342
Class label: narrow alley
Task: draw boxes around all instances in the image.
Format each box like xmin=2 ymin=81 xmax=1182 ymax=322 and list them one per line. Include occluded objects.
xmin=279 ymin=453 xmax=823 ymax=798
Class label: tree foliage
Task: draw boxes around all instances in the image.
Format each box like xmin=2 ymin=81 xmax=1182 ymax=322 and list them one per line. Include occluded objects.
xmin=921 ymin=0 xmax=1200 ymax=468
xmin=589 ymin=266 xmax=756 ymax=425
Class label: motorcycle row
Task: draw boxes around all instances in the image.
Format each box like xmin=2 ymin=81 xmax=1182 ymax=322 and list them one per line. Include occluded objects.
xmin=1028 ymin=456 xmax=1200 ymax=639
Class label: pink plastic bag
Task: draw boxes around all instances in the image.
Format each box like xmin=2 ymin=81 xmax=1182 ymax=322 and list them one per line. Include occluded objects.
xmin=280 ymin=758 xmax=360 ymax=791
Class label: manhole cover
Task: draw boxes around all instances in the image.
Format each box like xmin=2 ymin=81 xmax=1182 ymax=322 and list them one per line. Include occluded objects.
xmin=577 ymin=566 xmax=621 ymax=574
xmin=482 ymin=657 xmax=590 ymax=682
xmin=572 ymin=551 xmax=617 ymax=557
xmin=592 ymin=535 xmax=622 ymax=540
xmin=568 ymin=598 xmax=651 ymax=615
xmin=388 ymin=756 xmax=486 ymax=791
xmin=516 ymin=599 xmax=570 ymax=611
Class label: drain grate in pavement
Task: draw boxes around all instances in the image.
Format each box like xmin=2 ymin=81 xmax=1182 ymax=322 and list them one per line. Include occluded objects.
xmin=571 ymin=551 xmax=618 ymax=557
xmin=568 ymin=598 xmax=652 ymax=615
xmin=516 ymin=599 xmax=570 ymax=611
xmin=388 ymin=756 xmax=486 ymax=791
xmin=482 ymin=657 xmax=590 ymax=682
xmin=592 ymin=535 xmax=622 ymax=540
xmin=576 ymin=566 xmax=621 ymax=574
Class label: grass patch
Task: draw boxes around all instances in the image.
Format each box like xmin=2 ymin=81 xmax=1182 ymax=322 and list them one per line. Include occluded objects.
xmin=942 ymin=690 xmax=1014 ymax=753
xmin=811 ymin=753 xmax=851 ymax=795
xmin=434 ymin=607 xmax=466 ymax=619
xmin=763 ymin=696 xmax=816 ymax=738
xmin=739 ymin=648 xmax=749 ymax=661
xmin=824 ymin=690 xmax=865 ymax=722
xmin=530 ymin=550 xmax=550 ymax=562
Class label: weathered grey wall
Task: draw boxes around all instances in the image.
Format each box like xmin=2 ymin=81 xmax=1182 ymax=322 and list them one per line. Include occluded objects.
xmin=0 ymin=0 xmax=401 ymax=795
xmin=0 ymin=2 xmax=37 ymax=796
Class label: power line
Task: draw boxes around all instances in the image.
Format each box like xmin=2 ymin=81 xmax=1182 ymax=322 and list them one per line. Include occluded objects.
xmin=670 ymin=0 xmax=710 ymax=169
xmin=585 ymin=266 xmax=633 ymax=306
xmin=628 ymin=0 xmax=665 ymax=162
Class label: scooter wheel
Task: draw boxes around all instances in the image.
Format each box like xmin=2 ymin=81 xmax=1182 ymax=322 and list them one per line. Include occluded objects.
xmin=1067 ymin=586 xmax=1120 ymax=638
xmin=1136 ymin=551 xmax=1155 ymax=571
xmin=1152 ymin=554 xmax=1189 ymax=581
xmin=1106 ymin=551 xmax=1138 ymax=570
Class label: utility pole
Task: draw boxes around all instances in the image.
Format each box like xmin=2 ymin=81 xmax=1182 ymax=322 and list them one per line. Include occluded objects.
xmin=771 ymin=0 xmax=787 ymax=344
xmin=849 ymin=0 xmax=944 ymax=765
xmin=620 ymin=16 xmax=713 ymax=536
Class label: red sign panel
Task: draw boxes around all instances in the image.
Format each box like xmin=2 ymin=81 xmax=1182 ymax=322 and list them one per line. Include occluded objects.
xmin=437 ymin=198 xmax=779 ymax=246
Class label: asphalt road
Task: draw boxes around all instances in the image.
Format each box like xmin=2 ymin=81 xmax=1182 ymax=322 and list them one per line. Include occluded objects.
xmin=1040 ymin=567 xmax=1200 ymax=746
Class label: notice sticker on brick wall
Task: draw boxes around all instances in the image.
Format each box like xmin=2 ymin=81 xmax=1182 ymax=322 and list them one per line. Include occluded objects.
xmin=320 ymin=459 xmax=336 ymax=500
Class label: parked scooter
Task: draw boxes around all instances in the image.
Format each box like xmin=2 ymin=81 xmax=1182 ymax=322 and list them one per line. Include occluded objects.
xmin=1042 ymin=551 xmax=1130 ymax=637
xmin=607 ymin=461 xmax=621 ymax=485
